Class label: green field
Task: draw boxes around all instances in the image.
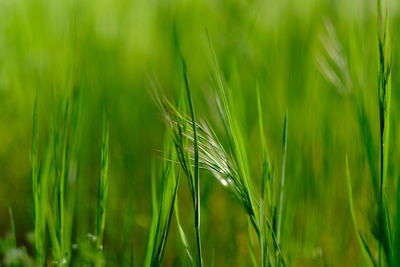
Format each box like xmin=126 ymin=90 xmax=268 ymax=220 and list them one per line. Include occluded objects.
xmin=1 ymin=0 xmax=400 ymax=266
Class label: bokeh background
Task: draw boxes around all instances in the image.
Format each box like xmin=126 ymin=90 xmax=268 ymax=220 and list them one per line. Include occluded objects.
xmin=1 ymin=0 xmax=400 ymax=265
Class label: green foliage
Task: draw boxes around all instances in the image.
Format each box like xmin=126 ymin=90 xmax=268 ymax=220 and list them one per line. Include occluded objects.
xmin=144 ymin=140 xmax=180 ymax=267
xmin=1 ymin=0 xmax=400 ymax=266
xmin=344 ymin=1 xmax=400 ymax=266
xmin=94 ymin=114 xmax=110 ymax=266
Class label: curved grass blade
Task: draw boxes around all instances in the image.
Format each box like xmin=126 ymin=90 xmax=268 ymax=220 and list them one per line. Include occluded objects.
xmin=144 ymin=138 xmax=181 ymax=267
xmin=174 ymin=195 xmax=195 ymax=266
xmin=247 ymin=219 xmax=258 ymax=267
xmin=173 ymin=25 xmax=203 ymax=267
xmin=346 ymin=156 xmax=377 ymax=267
xmin=257 ymin=85 xmax=271 ymax=267
xmin=31 ymin=95 xmax=46 ymax=266
xmin=206 ymin=30 xmax=258 ymax=238
xmin=276 ymin=111 xmax=288 ymax=266
xmin=95 ymin=114 xmax=110 ymax=266
xmin=143 ymin=161 xmax=159 ymax=267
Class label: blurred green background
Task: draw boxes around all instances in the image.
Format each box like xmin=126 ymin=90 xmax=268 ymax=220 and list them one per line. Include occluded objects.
xmin=1 ymin=0 xmax=400 ymax=265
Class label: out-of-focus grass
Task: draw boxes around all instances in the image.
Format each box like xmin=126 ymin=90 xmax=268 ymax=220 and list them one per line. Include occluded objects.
xmin=0 ymin=0 xmax=400 ymax=266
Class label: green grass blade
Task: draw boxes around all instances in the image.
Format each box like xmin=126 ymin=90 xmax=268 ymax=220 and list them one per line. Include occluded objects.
xmin=273 ymin=112 xmax=287 ymax=267
xmin=143 ymin=161 xmax=159 ymax=267
xmin=154 ymin=174 xmax=180 ymax=265
xmin=95 ymin=114 xmax=110 ymax=266
xmin=257 ymin=84 xmax=269 ymax=267
xmin=246 ymin=219 xmax=258 ymax=267
xmin=376 ymin=0 xmax=392 ymax=263
xmin=8 ymin=207 xmax=18 ymax=267
xmin=393 ymin=174 xmax=400 ymax=266
xmin=377 ymin=0 xmax=391 ymax=204
xmin=346 ymin=156 xmax=377 ymax=267
xmin=276 ymin=112 xmax=288 ymax=247
xmin=206 ymin=30 xmax=258 ymax=238
xmin=8 ymin=207 xmax=16 ymax=249
xmin=182 ymin=61 xmax=203 ymax=267
xmin=174 ymin=194 xmax=194 ymax=266
xmin=144 ymin=136 xmax=182 ymax=267
xmin=174 ymin=26 xmax=203 ymax=266
xmin=31 ymin=95 xmax=45 ymax=265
